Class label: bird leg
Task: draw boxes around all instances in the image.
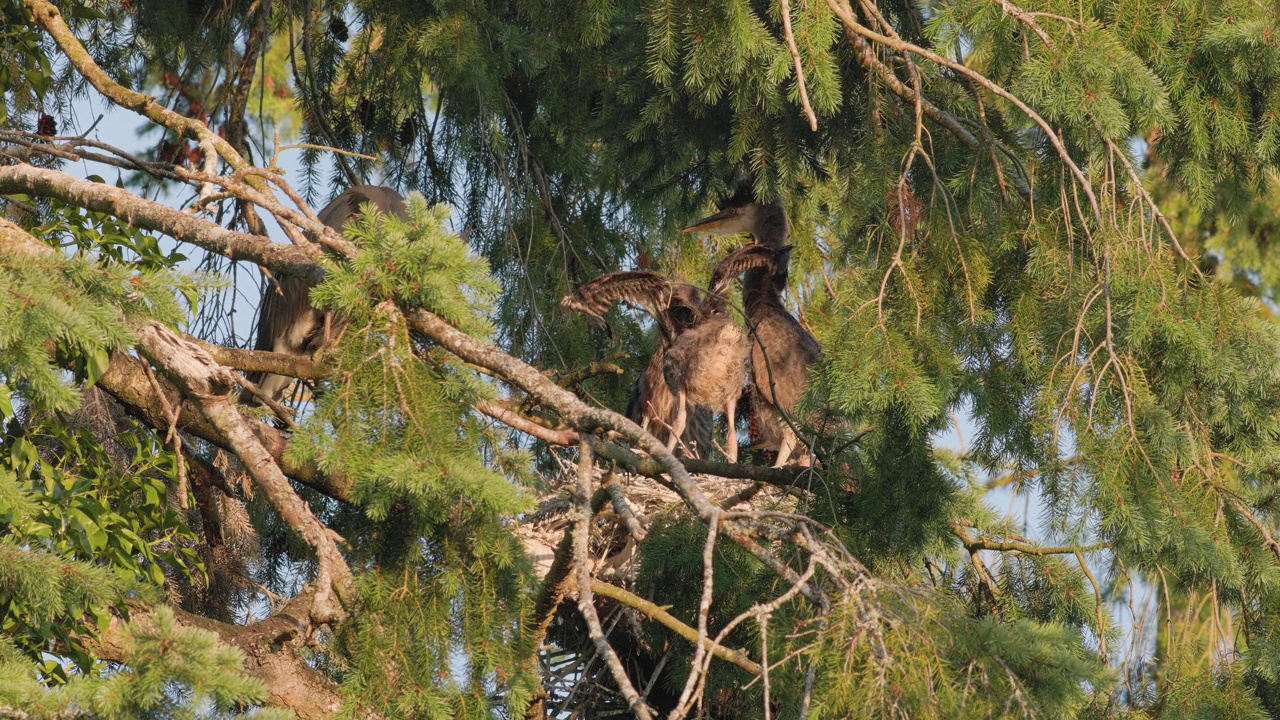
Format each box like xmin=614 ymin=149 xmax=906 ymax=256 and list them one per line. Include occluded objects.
xmin=774 ymin=426 xmax=798 ymax=468
xmin=724 ymin=396 xmax=738 ymax=464
xmin=667 ymin=390 xmax=688 ymax=454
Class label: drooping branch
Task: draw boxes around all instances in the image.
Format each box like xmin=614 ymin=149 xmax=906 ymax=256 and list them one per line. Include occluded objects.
xmin=825 ymin=0 xmax=1100 ymax=219
xmin=835 ymin=15 xmax=980 ymax=151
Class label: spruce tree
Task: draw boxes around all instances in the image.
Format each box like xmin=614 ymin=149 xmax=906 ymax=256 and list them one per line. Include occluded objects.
xmin=5 ymin=0 xmax=1280 ymax=717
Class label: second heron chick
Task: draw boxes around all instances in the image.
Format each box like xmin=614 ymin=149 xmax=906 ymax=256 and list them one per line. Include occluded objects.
xmin=563 ymin=245 xmax=785 ymax=462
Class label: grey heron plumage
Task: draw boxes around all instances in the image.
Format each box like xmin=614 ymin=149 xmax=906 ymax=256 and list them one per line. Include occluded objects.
xmin=684 ymin=191 xmax=820 ymax=467
xmin=244 ymin=185 xmax=408 ymax=405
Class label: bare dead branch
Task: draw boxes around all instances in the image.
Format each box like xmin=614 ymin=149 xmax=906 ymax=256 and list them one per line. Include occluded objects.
xmin=24 ymin=0 xmax=256 ymax=175
xmin=590 ymin=579 xmax=761 ymax=674
xmin=779 ymin=0 xmax=819 ymax=132
xmin=0 ymin=164 xmax=320 ymax=276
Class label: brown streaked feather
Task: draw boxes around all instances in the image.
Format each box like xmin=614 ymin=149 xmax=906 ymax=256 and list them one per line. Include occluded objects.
xmin=625 ymin=346 xmax=714 ymax=453
xmin=562 ymin=271 xmax=704 ymax=343
xmin=707 ymin=244 xmax=789 ymax=300
xmin=560 ymin=271 xmax=674 ymax=318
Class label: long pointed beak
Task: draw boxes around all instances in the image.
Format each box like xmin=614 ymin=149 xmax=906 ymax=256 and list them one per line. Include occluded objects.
xmin=682 ymin=208 xmax=734 ymax=233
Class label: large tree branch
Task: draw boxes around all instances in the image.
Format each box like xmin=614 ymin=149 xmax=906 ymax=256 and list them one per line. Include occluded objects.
xmin=96 ymin=349 xmax=352 ymax=501
xmin=133 ymin=322 xmax=353 ymax=621
xmin=0 ymin=164 xmax=319 ymax=276
xmin=92 ymin=593 xmax=371 ymax=719
xmin=1 ymin=154 xmax=359 ymax=264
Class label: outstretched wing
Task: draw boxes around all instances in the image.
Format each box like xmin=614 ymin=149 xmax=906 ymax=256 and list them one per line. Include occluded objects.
xmin=561 ymin=271 xmax=677 ymax=318
xmin=708 ymin=244 xmax=791 ymax=299
xmin=562 ymin=271 xmax=704 ymax=342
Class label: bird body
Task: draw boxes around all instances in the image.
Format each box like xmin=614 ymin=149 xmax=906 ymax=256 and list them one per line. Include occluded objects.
xmin=625 ymin=344 xmax=715 ymax=454
xmin=684 ymin=193 xmax=820 ymax=466
xmin=246 ymin=185 xmax=407 ymax=405
xmin=743 ymin=283 xmax=821 ymax=466
xmin=563 ymin=246 xmax=778 ymax=461
xmin=663 ymin=316 xmax=749 ymax=461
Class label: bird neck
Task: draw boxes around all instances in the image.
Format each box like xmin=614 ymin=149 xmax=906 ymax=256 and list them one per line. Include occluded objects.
xmin=743 ymin=214 xmax=790 ymax=308
xmin=743 ymin=269 xmax=785 ymax=309
xmin=751 ymin=209 xmax=789 ymax=249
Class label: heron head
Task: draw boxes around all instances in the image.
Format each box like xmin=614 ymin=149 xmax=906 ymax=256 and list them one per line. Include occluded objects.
xmin=682 ymin=187 xmax=787 ymax=245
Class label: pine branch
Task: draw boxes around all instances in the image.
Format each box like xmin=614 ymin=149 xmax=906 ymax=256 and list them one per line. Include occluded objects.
xmin=951 ymin=521 xmax=1106 ymax=556
xmin=825 ymin=0 xmax=1100 ymax=219
xmin=778 ymin=0 xmax=819 ymax=132
xmin=88 ymin=593 xmax=370 ymax=719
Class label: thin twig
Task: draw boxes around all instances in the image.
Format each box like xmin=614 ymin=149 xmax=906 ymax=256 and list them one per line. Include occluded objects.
xmin=142 ymin=361 xmax=189 ymax=511
xmin=779 ymin=0 xmax=819 ymax=132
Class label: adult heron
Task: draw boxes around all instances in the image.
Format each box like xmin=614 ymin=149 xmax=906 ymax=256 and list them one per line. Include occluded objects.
xmin=245 ymin=185 xmax=407 ymax=405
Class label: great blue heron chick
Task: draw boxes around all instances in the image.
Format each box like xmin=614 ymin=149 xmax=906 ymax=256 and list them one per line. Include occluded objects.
xmin=685 ymin=191 xmax=820 ymax=467
xmin=245 ymin=185 xmax=407 ymax=405
xmin=562 ymin=245 xmax=782 ymax=462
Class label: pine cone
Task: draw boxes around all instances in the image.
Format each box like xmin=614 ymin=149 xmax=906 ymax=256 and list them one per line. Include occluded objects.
xmin=397 ymin=115 xmax=418 ymax=145
xmin=355 ymin=97 xmax=376 ymax=128
xmin=37 ymin=114 xmax=57 ymax=137
xmin=328 ymin=15 xmax=349 ymax=42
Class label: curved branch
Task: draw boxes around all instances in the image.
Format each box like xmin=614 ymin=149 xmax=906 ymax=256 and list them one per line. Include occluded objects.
xmin=134 ymin=323 xmax=353 ymax=621
xmin=825 ymin=0 xmax=1099 ymax=219
xmin=24 ymin=0 xmax=255 ymax=174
